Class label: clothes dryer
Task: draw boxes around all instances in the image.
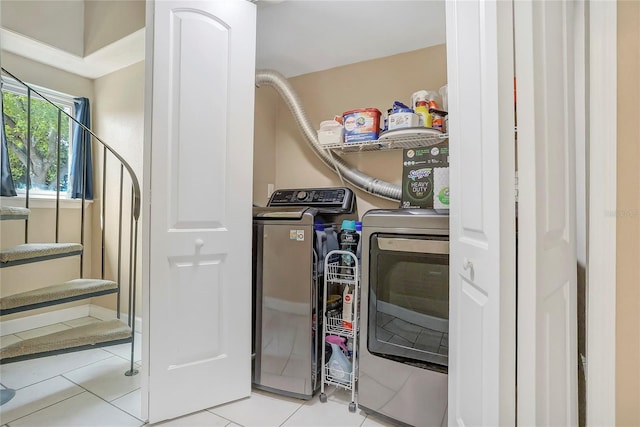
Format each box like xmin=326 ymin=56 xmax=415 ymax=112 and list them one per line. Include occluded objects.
xmin=358 ymin=209 xmax=449 ymax=426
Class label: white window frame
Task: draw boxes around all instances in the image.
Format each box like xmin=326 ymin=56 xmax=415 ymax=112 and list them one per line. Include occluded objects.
xmin=1 ymin=77 xmax=76 ymax=200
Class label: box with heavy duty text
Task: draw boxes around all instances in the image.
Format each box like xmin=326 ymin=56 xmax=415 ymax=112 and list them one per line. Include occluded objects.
xmin=400 ymin=142 xmax=449 ymax=210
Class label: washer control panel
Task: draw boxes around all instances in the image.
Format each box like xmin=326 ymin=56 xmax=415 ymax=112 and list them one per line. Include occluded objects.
xmin=267 ymin=187 xmax=355 ymax=212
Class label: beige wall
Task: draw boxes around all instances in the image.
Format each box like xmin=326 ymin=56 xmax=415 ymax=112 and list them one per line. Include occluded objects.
xmin=1 ymin=51 xmax=93 ymax=99
xmin=91 ymin=60 xmax=145 ymax=313
xmin=617 ymin=1 xmax=640 ymax=425
xmin=254 ymin=45 xmax=447 ymax=217
xmin=253 ymin=85 xmax=278 ymax=206
xmin=84 ymin=0 xmax=145 ymax=56
xmin=0 ymin=0 xmax=85 ymax=57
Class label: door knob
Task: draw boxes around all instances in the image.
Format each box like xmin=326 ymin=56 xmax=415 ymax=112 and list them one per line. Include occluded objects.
xmin=195 ymin=238 xmax=204 ymax=248
xmin=463 ymin=257 xmax=473 ymax=270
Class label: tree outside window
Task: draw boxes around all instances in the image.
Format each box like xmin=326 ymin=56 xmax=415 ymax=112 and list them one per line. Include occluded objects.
xmin=2 ymin=87 xmax=73 ymax=195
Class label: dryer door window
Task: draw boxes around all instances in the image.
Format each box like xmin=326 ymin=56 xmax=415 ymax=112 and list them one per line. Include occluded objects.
xmin=368 ymin=233 xmax=449 ymax=370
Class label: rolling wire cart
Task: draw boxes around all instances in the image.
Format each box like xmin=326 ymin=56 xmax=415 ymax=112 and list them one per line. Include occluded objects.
xmin=319 ymin=249 xmax=359 ymax=412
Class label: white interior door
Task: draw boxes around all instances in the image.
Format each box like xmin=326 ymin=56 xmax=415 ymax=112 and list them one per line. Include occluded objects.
xmin=142 ymin=0 xmax=256 ymax=423
xmin=514 ymin=0 xmax=578 ymax=425
xmin=445 ymin=1 xmax=517 ymax=425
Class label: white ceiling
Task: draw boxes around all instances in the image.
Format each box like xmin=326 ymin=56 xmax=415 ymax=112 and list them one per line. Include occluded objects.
xmin=256 ymin=0 xmax=447 ymax=78
xmin=1 ymin=1 xmax=446 ymax=80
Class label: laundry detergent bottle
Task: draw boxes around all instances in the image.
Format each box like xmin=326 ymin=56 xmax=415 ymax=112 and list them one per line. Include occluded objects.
xmin=339 ymin=220 xmax=359 ymax=278
xmin=325 ymin=335 xmax=352 ymax=385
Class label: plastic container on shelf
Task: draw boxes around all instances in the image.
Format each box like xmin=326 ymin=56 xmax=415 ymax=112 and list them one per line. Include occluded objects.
xmin=342 ymin=108 xmax=381 ymax=143
xmin=318 ymin=120 xmax=344 ymax=146
xmin=430 ymin=109 xmax=448 ymax=133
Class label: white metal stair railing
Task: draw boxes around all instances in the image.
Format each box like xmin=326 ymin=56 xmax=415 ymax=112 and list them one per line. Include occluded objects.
xmin=0 ymin=67 xmax=141 ymax=385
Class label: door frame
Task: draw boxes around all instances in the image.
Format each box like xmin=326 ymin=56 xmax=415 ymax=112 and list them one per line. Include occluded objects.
xmin=136 ymin=0 xmax=618 ymax=423
xmin=586 ymin=0 xmax=617 ymax=425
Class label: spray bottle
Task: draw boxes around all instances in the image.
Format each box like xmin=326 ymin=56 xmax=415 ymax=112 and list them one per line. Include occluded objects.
xmin=325 ymin=335 xmax=352 ymax=384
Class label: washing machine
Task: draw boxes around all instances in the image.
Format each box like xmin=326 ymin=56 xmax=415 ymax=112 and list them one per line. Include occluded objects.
xmin=252 ymin=187 xmax=357 ymax=399
xmin=358 ymin=209 xmax=449 ymax=426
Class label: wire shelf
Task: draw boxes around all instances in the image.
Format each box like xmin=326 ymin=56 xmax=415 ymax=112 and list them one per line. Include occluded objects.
xmin=322 ymin=128 xmax=448 ymax=153
xmin=325 ymin=315 xmax=358 ymax=336
xmin=323 ymin=365 xmax=356 ymax=390
xmin=325 ymin=261 xmax=357 ymax=284
xmin=378 ymin=127 xmax=448 ymax=149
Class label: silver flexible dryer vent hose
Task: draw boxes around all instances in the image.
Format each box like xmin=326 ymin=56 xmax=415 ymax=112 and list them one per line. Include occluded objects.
xmin=255 ymin=69 xmax=402 ymax=201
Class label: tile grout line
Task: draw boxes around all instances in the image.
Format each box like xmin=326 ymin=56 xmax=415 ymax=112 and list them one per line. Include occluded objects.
xmin=2 ymin=388 xmax=88 ymax=426
xmin=0 ymin=351 xmax=115 ymax=391
xmin=204 ymin=408 xmax=243 ymax=427
xmin=277 ymin=399 xmax=306 ymax=427
xmin=2 ymin=374 xmax=76 ymax=392
xmin=108 ymin=388 xmax=146 ymax=423
xmin=61 ymin=363 xmax=140 ymax=405
xmin=61 ymin=376 xmax=146 ymax=426
xmin=56 ymin=351 xmax=117 ymax=377
xmin=57 ymin=356 xmax=145 ymax=423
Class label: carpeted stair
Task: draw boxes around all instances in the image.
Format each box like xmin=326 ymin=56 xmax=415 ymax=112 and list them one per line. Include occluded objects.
xmin=0 ymin=207 xmax=131 ymax=366
xmin=0 ymin=243 xmax=83 ymax=267
xmin=0 ymin=319 xmax=132 ymax=363
xmin=0 ymin=279 xmax=118 ymax=315
xmin=0 ymin=206 xmax=30 ymax=221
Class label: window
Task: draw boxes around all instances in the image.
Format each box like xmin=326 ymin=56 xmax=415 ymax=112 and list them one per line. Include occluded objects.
xmin=2 ymin=78 xmax=75 ymax=198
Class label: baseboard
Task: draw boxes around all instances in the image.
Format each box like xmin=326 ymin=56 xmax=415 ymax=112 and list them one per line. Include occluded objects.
xmin=1 ymin=304 xmax=91 ymax=335
xmin=0 ymin=304 xmax=142 ymax=336
xmin=89 ymin=305 xmax=143 ymax=333
xmin=264 ymin=296 xmax=308 ymax=316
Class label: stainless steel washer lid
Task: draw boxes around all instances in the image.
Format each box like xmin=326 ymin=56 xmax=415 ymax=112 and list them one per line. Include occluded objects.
xmin=252 ymin=206 xmax=316 ymax=219
xmin=361 ymin=208 xmax=449 ymax=231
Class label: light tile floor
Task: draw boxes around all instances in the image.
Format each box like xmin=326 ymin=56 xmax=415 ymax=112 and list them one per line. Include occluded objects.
xmin=1 ymin=318 xmax=398 ymax=427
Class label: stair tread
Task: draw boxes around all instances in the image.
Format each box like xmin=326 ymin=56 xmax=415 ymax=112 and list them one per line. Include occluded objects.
xmin=0 ymin=279 xmax=118 ymax=311
xmin=0 ymin=243 xmax=83 ymax=264
xmin=0 ymin=319 xmax=131 ymax=361
xmin=0 ymin=206 xmax=30 ymax=220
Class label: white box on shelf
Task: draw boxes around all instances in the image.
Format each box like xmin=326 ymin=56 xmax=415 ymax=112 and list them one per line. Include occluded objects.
xmin=318 ymin=128 xmax=344 ymax=146
xmin=318 ymin=120 xmax=344 ymax=146
xmin=388 ymin=112 xmax=420 ymax=130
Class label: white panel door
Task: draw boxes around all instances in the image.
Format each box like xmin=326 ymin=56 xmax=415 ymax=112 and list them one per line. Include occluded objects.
xmin=143 ymin=0 xmax=256 ymax=423
xmin=445 ymin=1 xmax=516 ymax=425
xmin=514 ymin=0 xmax=578 ymax=425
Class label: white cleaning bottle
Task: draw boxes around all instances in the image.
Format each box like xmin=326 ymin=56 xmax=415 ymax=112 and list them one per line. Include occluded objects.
xmin=325 ymin=335 xmax=352 ymax=385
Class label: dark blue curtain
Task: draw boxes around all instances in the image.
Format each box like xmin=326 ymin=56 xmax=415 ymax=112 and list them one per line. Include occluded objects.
xmin=1 ymin=90 xmax=17 ymax=197
xmin=70 ymin=97 xmax=93 ymax=199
